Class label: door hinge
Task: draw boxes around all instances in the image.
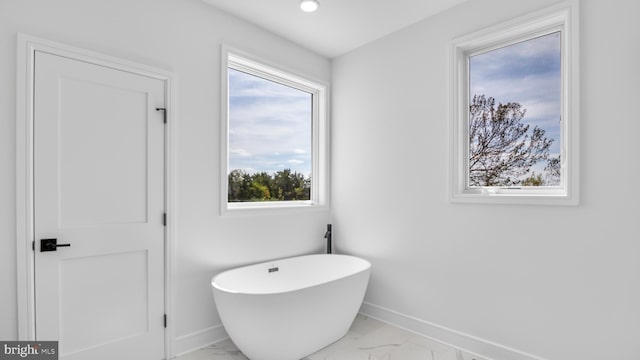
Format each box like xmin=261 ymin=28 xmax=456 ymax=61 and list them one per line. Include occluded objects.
xmin=156 ymin=107 xmax=167 ymax=124
xmin=162 ymin=212 xmax=167 ymax=226
xmin=32 ymin=241 xmax=35 ymax=251
xmin=164 ymin=314 xmax=167 ymax=328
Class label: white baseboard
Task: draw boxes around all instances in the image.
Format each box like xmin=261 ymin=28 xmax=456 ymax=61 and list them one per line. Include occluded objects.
xmin=359 ymin=301 xmax=547 ymax=360
xmin=173 ymin=324 xmax=229 ymax=358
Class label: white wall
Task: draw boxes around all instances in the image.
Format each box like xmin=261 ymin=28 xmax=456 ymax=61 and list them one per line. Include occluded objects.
xmin=332 ymin=0 xmax=640 ymax=359
xmin=0 ymin=0 xmax=330 ymax=353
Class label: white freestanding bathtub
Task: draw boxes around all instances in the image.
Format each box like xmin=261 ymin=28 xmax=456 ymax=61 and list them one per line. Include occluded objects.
xmin=211 ymin=254 xmax=371 ymax=360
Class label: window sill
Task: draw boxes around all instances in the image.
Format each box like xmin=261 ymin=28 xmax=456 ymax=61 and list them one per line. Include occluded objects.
xmin=222 ymin=201 xmax=329 ymax=216
xmin=450 ymin=187 xmax=579 ymax=206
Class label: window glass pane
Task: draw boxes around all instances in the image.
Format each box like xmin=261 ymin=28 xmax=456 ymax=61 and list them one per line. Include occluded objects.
xmin=228 ymin=68 xmax=312 ymax=202
xmin=468 ymin=32 xmax=561 ymax=187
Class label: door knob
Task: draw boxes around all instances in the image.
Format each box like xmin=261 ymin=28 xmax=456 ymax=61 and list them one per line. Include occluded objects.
xmin=40 ymin=238 xmax=71 ymax=252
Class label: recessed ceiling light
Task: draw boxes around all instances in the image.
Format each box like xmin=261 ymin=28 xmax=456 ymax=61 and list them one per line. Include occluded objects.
xmin=300 ymin=0 xmax=319 ymax=12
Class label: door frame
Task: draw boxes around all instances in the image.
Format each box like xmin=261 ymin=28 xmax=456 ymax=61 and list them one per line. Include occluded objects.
xmin=16 ymin=34 xmax=176 ymax=358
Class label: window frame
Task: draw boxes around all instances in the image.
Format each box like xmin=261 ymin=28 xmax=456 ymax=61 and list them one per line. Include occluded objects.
xmin=220 ymin=47 xmax=329 ymax=214
xmin=450 ymin=1 xmax=580 ymax=205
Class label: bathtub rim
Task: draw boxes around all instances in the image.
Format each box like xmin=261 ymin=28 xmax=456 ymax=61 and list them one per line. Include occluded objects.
xmin=211 ymin=253 xmax=371 ymax=296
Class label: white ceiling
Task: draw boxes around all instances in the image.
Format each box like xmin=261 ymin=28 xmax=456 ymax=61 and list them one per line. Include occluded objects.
xmin=202 ymin=0 xmax=470 ymax=58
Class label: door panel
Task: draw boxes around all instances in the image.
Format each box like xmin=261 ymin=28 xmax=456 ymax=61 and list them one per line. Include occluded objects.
xmin=34 ymin=51 xmax=165 ymax=360
xmin=58 ymin=77 xmax=149 ymax=227
xmin=59 ymin=250 xmax=149 ymax=353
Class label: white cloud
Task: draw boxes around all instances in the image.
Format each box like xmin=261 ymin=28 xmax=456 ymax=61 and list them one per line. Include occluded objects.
xmin=227 ymin=69 xmax=312 ymax=175
xmin=229 ymin=148 xmax=252 ymax=157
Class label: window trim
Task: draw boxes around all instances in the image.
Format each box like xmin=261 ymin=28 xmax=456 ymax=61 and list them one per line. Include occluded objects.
xmin=220 ymin=46 xmax=329 ymax=214
xmin=450 ymin=1 xmax=580 ymax=205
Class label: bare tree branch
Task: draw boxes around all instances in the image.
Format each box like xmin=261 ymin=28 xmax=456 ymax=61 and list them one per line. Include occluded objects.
xmin=469 ymin=95 xmax=553 ymax=186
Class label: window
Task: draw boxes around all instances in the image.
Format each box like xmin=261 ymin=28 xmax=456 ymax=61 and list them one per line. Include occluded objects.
xmin=221 ymin=49 xmax=328 ymax=213
xmin=451 ymin=2 xmax=579 ymax=205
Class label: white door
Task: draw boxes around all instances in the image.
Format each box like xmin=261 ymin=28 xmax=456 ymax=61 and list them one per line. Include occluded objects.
xmin=33 ymin=51 xmax=166 ymax=360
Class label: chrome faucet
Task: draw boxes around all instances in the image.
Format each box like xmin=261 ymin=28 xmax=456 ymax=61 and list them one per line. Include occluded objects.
xmin=324 ymin=224 xmax=332 ymax=254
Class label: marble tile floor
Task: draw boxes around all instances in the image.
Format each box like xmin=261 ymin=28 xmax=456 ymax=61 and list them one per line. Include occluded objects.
xmin=176 ymin=315 xmax=488 ymax=360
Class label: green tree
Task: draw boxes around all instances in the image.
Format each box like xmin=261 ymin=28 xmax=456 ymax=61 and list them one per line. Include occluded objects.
xmin=273 ymin=169 xmax=309 ymax=201
xmin=228 ymin=169 xmax=250 ymax=201
xmin=251 ymin=171 xmax=274 ymax=200
xmin=469 ymin=95 xmax=553 ymax=186
xmin=522 ymin=173 xmax=544 ymax=186
xmin=248 ymin=182 xmax=270 ymax=201
xmin=228 ymin=168 xmax=310 ymax=202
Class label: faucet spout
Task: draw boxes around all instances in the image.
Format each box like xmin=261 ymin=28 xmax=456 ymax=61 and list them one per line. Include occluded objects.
xmin=324 ymin=224 xmax=332 ymax=254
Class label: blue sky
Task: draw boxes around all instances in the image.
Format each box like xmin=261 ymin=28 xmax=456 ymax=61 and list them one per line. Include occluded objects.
xmin=228 ymin=68 xmax=312 ymax=177
xmin=469 ymin=32 xmax=562 ymax=161
xmin=228 ymin=33 xmax=561 ymax=179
